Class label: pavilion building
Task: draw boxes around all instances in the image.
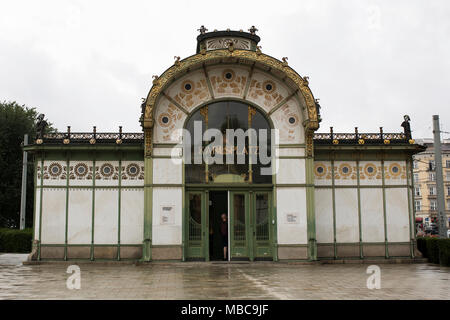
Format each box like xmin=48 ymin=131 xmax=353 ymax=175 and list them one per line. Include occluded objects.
xmin=25 ymin=28 xmax=425 ymax=262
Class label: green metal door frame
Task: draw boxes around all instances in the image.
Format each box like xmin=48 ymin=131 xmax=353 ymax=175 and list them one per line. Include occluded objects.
xmin=184 ymin=186 xmax=274 ymax=262
xmin=252 ymin=191 xmax=273 ymax=260
xmin=185 ymin=191 xmax=208 ymax=260
xmin=230 ymin=191 xmax=250 ymax=260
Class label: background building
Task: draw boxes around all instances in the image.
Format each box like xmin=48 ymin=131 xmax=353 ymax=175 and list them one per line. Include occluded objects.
xmin=413 ymin=138 xmax=450 ymax=232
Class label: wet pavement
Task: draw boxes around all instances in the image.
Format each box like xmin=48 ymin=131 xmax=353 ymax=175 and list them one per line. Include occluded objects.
xmin=0 ymin=254 xmax=449 ymax=299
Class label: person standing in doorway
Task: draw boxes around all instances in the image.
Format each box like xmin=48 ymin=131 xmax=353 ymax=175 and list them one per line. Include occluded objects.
xmin=220 ymin=213 xmax=228 ymax=261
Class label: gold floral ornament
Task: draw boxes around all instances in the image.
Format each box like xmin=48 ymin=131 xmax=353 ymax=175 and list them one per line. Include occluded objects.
xmin=63 ymin=139 xmax=70 ymax=144
xmin=384 ymin=139 xmax=390 ymax=145
xmin=222 ymin=69 xmax=235 ymax=82
xmin=158 ymin=113 xmax=172 ymax=127
xmin=364 ymin=163 xmax=377 ymax=177
xmin=116 ymin=139 xmax=122 ymax=145
xmin=126 ymin=163 xmax=140 ymax=178
xmin=36 ymin=139 xmax=43 ymax=145
xmin=358 ymin=139 xmax=365 ymax=145
xmin=48 ymin=163 xmax=63 ymax=178
xmin=409 ymin=139 xmax=415 ymax=144
xmin=339 ymin=163 xmax=352 ymax=177
xmin=262 ymin=80 xmax=276 ymax=94
xmin=100 ymin=163 xmax=114 ymax=178
xmin=74 ymin=163 xmax=88 ymax=178
xmin=332 ymin=139 xmax=339 ymax=145
xmin=314 ymin=163 xmax=327 ymax=178
xmin=389 ymin=163 xmax=401 ymax=177
xmin=89 ymin=138 xmax=96 ymax=144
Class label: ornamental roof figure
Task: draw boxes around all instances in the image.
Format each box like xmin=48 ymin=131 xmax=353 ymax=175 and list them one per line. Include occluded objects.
xmin=197 ymin=25 xmax=208 ymax=34
xmin=248 ymin=26 xmax=258 ymax=35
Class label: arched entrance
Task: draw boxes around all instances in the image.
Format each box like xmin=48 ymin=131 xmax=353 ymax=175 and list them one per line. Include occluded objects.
xmin=184 ymin=100 xmax=274 ymax=261
xmin=141 ymin=44 xmax=320 ymax=262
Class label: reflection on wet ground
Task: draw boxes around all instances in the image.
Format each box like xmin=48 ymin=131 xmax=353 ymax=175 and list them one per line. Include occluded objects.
xmin=0 ymin=254 xmax=449 ymax=299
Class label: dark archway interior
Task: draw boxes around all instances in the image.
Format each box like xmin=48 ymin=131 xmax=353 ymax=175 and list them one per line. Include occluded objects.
xmin=209 ymin=191 xmax=228 ymax=261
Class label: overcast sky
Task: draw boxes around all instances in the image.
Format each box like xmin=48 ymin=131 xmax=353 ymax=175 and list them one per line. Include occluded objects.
xmin=0 ymin=0 xmax=449 ymax=139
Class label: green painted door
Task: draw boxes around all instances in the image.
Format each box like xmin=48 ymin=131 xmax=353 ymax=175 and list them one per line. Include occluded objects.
xmin=186 ymin=192 xmax=207 ymax=259
xmin=253 ymin=192 xmax=272 ymax=259
xmin=230 ymin=192 xmax=250 ymax=259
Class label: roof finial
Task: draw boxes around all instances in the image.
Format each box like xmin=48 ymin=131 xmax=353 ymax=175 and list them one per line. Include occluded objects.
xmin=198 ymin=25 xmax=208 ymax=34
xmin=248 ymin=26 xmax=258 ymax=35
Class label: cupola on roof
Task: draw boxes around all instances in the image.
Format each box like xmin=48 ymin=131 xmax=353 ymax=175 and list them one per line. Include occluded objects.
xmin=196 ymin=26 xmax=261 ymax=53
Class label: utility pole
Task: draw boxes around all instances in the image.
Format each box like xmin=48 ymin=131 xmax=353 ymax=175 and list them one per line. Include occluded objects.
xmin=19 ymin=134 xmax=28 ymax=230
xmin=432 ymin=115 xmax=448 ymax=238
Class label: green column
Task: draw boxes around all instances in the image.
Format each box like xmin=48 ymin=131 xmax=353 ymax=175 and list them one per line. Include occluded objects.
xmin=91 ymin=157 xmax=96 ymax=261
xmin=356 ymin=159 xmax=363 ymax=259
xmin=406 ymin=158 xmax=415 ymax=258
xmin=381 ymin=159 xmax=389 ymax=258
xmin=142 ymin=156 xmax=153 ymax=261
xmin=331 ymin=159 xmax=337 ymax=259
xmin=305 ymin=157 xmax=317 ymax=261
xmin=117 ymin=156 xmax=122 ymax=261
xmin=37 ymin=156 xmax=44 ymax=261
xmin=64 ymin=156 xmax=70 ymax=261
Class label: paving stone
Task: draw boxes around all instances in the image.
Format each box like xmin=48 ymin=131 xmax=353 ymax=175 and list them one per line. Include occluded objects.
xmin=0 ymin=256 xmax=448 ymax=299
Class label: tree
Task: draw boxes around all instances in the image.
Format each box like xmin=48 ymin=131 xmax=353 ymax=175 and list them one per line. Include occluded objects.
xmin=0 ymin=101 xmax=54 ymax=228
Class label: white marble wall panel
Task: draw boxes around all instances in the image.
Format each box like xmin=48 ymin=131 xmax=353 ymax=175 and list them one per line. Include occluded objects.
xmin=152 ymin=188 xmax=182 ymax=245
xmin=41 ymin=189 xmax=66 ymax=244
xmin=67 ymin=189 xmax=92 ymax=244
xmin=120 ymin=189 xmax=144 ymax=244
xmin=315 ymin=189 xmax=334 ymax=243
xmin=276 ymin=159 xmax=305 ymax=184
xmin=386 ymin=188 xmax=410 ymax=242
xmin=94 ymin=189 xmax=118 ymax=244
xmin=335 ymin=188 xmax=359 ymax=243
xmin=276 ymin=147 xmax=305 ymax=157
xmin=360 ymin=188 xmax=385 ymax=242
xmin=276 ymin=188 xmax=307 ymax=244
xmin=153 ymin=158 xmax=182 ymax=184
xmin=153 ymin=147 xmax=183 ymax=157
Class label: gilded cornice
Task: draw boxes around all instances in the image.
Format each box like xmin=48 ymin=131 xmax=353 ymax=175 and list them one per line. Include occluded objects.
xmin=142 ymin=49 xmax=319 ymax=132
